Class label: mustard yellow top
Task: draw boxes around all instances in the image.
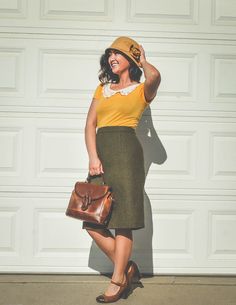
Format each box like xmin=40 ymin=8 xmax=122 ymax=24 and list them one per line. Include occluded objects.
xmin=93 ymin=82 xmax=150 ymax=129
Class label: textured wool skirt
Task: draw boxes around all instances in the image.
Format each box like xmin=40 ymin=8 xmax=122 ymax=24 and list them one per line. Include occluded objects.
xmin=82 ymin=126 xmax=145 ymax=231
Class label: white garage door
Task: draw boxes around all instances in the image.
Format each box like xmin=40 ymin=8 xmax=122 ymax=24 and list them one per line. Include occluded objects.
xmin=0 ymin=0 xmax=236 ymax=274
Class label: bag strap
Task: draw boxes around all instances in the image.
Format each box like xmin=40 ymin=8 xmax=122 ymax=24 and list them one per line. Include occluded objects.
xmin=86 ymin=172 xmax=106 ymax=185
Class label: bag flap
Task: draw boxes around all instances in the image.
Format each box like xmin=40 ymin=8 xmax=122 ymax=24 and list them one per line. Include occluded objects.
xmin=74 ymin=182 xmax=110 ymax=200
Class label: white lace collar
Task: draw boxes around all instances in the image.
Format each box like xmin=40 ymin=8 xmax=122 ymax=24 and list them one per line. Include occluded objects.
xmin=102 ymin=82 xmax=141 ymax=98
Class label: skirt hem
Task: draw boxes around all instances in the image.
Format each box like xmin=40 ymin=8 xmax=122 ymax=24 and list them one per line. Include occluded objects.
xmin=82 ymin=223 xmax=145 ymax=231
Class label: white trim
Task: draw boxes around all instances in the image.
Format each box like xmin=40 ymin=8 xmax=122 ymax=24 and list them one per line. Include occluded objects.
xmin=102 ymin=83 xmax=141 ymax=98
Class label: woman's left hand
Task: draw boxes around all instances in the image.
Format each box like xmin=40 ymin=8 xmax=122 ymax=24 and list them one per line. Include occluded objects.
xmin=139 ymin=45 xmax=147 ymax=67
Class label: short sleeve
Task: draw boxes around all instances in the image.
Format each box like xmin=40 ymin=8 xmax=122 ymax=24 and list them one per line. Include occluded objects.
xmin=93 ymin=84 xmax=102 ymax=100
xmin=138 ymin=82 xmax=150 ymax=106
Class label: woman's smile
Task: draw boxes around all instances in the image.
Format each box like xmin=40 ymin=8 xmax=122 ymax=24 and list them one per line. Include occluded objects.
xmin=110 ymin=60 xmax=119 ymax=68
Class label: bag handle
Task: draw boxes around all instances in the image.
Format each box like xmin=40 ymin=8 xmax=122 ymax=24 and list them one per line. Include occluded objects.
xmin=86 ymin=172 xmax=106 ymax=185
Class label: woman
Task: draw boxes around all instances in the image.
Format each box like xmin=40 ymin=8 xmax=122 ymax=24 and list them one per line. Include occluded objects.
xmin=83 ymin=36 xmax=161 ymax=303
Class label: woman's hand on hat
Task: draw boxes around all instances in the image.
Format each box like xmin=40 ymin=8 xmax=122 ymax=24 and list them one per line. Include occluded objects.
xmin=139 ymin=45 xmax=146 ymax=67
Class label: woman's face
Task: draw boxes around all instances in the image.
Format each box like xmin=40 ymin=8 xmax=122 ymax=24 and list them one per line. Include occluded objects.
xmin=107 ymin=50 xmax=130 ymax=75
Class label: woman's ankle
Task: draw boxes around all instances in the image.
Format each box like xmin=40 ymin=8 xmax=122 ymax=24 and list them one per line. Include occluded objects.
xmin=111 ymin=272 xmax=126 ymax=284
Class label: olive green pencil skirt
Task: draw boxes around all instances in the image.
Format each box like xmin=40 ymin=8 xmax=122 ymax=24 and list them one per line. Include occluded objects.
xmin=82 ymin=126 xmax=145 ymax=231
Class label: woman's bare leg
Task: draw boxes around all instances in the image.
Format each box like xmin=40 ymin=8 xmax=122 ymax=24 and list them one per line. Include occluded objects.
xmin=86 ymin=228 xmax=116 ymax=263
xmin=87 ymin=227 xmax=133 ymax=297
xmin=104 ymin=229 xmax=133 ymax=296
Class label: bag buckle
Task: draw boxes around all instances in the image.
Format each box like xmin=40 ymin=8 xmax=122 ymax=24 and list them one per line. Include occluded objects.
xmin=81 ymin=192 xmax=92 ymax=210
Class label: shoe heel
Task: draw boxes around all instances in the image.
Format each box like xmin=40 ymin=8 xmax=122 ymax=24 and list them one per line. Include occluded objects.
xmin=132 ymin=263 xmax=141 ymax=283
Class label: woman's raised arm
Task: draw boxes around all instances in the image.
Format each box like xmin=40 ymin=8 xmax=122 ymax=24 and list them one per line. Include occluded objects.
xmin=139 ymin=45 xmax=161 ymax=103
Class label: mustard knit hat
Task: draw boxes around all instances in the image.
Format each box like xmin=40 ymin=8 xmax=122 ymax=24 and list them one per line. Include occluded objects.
xmin=105 ymin=36 xmax=142 ymax=68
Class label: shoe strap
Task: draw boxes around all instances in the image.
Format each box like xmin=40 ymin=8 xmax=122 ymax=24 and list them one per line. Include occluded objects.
xmin=110 ymin=279 xmax=126 ymax=287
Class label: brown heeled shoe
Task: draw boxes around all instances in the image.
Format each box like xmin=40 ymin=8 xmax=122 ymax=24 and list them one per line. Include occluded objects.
xmin=125 ymin=260 xmax=142 ymax=287
xmin=96 ymin=274 xmax=129 ymax=303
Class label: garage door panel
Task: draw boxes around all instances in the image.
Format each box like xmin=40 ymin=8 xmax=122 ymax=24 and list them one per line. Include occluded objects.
xmin=208 ymin=210 xmax=236 ymax=259
xmin=0 ymin=117 xmax=235 ymax=192
xmin=1 ymin=196 xmax=235 ymax=273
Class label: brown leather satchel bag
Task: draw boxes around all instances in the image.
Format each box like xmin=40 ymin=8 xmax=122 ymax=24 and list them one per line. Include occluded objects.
xmin=65 ymin=173 xmax=114 ymax=225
